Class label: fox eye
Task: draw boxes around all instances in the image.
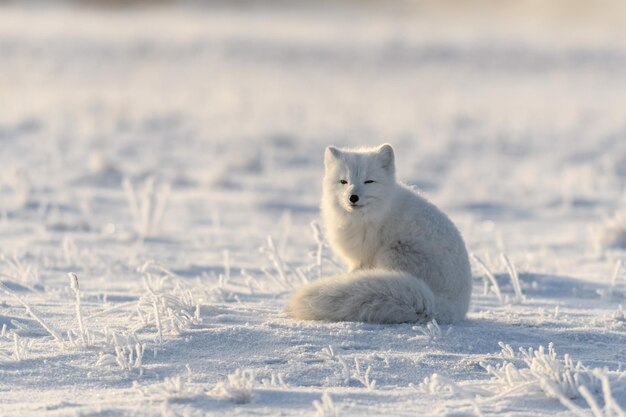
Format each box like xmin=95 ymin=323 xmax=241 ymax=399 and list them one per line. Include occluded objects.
xmin=364 ymin=180 xmax=375 ymax=184
xmin=339 ymin=180 xmax=348 ymax=185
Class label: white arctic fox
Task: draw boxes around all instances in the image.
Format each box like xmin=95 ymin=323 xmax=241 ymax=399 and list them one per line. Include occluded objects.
xmin=287 ymin=144 xmax=472 ymax=324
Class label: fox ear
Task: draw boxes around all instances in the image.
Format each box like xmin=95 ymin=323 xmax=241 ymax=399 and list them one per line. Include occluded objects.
xmin=377 ymin=143 xmax=395 ymax=172
xmin=325 ymin=146 xmax=342 ymax=167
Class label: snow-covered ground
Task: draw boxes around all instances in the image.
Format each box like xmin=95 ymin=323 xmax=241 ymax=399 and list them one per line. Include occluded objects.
xmin=1 ymin=3 xmax=626 ymax=416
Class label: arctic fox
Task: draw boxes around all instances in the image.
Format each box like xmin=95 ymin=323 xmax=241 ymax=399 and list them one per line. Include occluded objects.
xmin=286 ymin=144 xmax=472 ymax=324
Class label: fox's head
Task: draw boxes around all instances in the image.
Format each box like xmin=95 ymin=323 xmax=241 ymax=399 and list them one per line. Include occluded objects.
xmin=323 ymin=144 xmax=396 ymax=216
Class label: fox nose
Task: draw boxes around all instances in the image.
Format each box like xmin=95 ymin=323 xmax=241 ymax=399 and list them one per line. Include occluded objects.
xmin=349 ymin=194 xmax=359 ymax=203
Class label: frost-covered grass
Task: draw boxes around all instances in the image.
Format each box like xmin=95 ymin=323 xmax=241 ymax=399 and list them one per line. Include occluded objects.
xmin=314 ymin=392 xmax=341 ymax=417
xmin=210 ymin=369 xmax=256 ymax=404
xmin=480 ymin=343 xmax=600 ymax=399
xmin=1 ymin=2 xmax=626 ymax=416
xmin=418 ymin=343 xmax=626 ymax=416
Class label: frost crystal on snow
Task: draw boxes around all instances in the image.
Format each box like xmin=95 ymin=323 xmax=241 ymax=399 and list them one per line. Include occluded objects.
xmin=318 ymin=345 xmax=336 ymax=361
xmin=413 ymin=319 xmax=445 ymax=341
xmin=122 ymin=176 xmax=170 ymax=238
xmin=135 ymin=263 xmax=201 ymax=341
xmin=472 ymin=253 xmax=504 ymax=302
xmin=210 ymin=369 xmax=255 ymax=404
xmin=352 ymin=358 xmax=376 ymax=390
xmin=481 ymin=342 xmax=600 ymax=400
xmin=501 ymin=253 xmax=524 ymax=303
xmin=313 ymin=392 xmax=340 ymax=417
xmin=260 ymin=372 xmax=289 ymax=389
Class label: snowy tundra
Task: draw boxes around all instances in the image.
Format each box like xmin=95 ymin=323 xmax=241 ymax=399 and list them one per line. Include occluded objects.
xmin=1 ymin=2 xmax=626 ymax=417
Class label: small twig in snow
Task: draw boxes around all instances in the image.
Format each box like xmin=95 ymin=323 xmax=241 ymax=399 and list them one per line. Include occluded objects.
xmin=319 ymin=345 xmax=336 ymax=361
xmin=313 ymin=392 xmax=340 ymax=417
xmin=501 ymin=253 xmax=524 ymax=303
xmin=311 ymin=221 xmax=324 ymax=279
xmin=152 ymin=294 xmax=164 ymax=345
xmin=210 ymin=369 xmax=255 ymax=404
xmin=353 ymin=358 xmax=376 ymax=390
xmin=414 ymin=319 xmax=444 ymax=341
xmin=471 ymin=254 xmax=504 ymax=302
xmin=0 ymin=282 xmax=63 ymax=343
xmin=68 ymin=273 xmax=88 ymax=346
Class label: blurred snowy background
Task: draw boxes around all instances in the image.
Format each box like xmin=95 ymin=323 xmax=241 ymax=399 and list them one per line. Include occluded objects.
xmin=1 ymin=1 xmax=626 ymax=416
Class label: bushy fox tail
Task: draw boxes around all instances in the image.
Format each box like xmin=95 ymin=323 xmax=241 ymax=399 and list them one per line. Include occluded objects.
xmin=286 ymin=270 xmax=449 ymax=324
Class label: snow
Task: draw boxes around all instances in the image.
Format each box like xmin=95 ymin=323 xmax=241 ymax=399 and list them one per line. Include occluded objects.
xmin=1 ymin=2 xmax=626 ymax=416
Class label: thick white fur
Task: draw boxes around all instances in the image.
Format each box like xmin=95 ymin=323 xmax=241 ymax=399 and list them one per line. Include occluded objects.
xmin=286 ymin=144 xmax=472 ymax=324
